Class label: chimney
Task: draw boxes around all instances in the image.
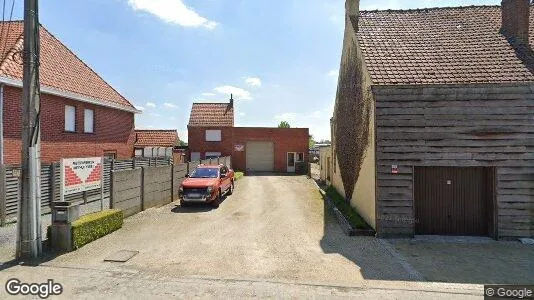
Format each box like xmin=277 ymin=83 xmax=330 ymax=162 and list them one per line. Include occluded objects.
xmin=501 ymin=0 xmax=530 ymax=44
xmin=229 ymin=94 xmax=234 ymax=107
xmin=345 ymin=0 xmax=359 ymax=17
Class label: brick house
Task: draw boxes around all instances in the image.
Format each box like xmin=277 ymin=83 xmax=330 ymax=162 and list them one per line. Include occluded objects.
xmin=188 ymin=98 xmax=309 ymax=173
xmin=0 ymin=21 xmax=140 ymax=164
xmin=327 ymin=1 xmax=534 ymax=238
xmin=134 ymin=129 xmax=184 ymax=164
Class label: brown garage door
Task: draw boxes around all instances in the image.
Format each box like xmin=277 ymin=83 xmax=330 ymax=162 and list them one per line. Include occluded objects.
xmin=414 ymin=167 xmax=494 ymax=236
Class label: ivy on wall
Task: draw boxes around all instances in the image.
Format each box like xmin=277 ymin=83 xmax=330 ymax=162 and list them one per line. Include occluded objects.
xmin=332 ymin=16 xmax=372 ymax=202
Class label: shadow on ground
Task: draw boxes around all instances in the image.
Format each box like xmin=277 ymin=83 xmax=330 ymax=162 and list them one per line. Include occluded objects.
xmin=312 ymin=175 xmax=534 ymax=284
xmin=171 ymin=195 xmax=229 ymax=213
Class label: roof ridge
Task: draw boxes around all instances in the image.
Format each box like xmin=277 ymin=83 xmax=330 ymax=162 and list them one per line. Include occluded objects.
xmin=361 ymin=5 xmax=500 ymax=14
xmin=192 ymin=102 xmax=231 ymax=105
xmin=135 ymin=129 xmax=177 ymax=131
xmin=38 ymin=24 xmax=134 ymax=109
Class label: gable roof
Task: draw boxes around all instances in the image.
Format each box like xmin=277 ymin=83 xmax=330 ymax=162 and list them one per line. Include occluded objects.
xmin=0 ymin=21 xmax=139 ymax=113
xmin=188 ymin=102 xmax=234 ymax=127
xmin=356 ymin=6 xmax=534 ymax=85
xmin=135 ymin=130 xmax=179 ymax=147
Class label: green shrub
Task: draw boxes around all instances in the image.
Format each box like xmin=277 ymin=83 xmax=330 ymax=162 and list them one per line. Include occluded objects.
xmin=71 ymin=209 xmax=123 ymax=250
xmin=325 ymin=186 xmax=369 ymax=230
xmin=234 ymin=171 xmax=244 ymax=181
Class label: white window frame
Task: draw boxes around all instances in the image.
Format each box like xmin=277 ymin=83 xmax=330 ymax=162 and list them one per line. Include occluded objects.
xmin=84 ymin=108 xmax=94 ymax=133
xmin=64 ymin=105 xmax=76 ymax=132
xmin=205 ymin=152 xmax=222 ymax=159
xmin=205 ymin=130 xmax=222 ymax=142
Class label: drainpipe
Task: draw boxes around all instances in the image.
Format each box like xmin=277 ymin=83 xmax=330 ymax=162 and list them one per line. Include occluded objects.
xmin=0 ymin=84 xmax=4 ymax=226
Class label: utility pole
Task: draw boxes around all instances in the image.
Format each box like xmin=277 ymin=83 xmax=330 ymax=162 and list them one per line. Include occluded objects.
xmin=17 ymin=0 xmax=41 ymax=260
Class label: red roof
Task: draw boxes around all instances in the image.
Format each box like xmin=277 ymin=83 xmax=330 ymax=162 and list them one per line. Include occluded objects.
xmin=135 ymin=130 xmax=179 ymax=147
xmin=356 ymin=6 xmax=534 ymax=85
xmin=188 ymin=102 xmax=234 ymax=127
xmin=0 ymin=21 xmax=136 ymax=111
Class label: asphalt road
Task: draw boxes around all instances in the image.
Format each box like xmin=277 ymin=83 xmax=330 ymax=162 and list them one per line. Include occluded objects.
xmin=0 ymin=175 xmax=484 ymax=298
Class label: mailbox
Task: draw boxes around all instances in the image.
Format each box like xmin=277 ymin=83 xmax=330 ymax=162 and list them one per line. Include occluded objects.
xmin=51 ymin=201 xmax=80 ymax=223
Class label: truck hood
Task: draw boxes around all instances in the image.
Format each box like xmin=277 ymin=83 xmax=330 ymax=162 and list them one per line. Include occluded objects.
xmin=182 ymin=178 xmax=219 ymax=188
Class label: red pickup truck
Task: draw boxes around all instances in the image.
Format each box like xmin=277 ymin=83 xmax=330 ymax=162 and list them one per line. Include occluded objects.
xmin=179 ymin=164 xmax=235 ymax=207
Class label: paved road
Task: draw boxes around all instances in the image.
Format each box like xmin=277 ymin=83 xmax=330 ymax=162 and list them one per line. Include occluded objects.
xmin=0 ymin=175 xmax=483 ymax=298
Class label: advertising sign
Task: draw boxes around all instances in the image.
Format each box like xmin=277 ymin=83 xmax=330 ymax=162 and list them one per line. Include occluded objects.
xmin=234 ymin=144 xmax=245 ymax=152
xmin=60 ymin=157 xmax=103 ymax=196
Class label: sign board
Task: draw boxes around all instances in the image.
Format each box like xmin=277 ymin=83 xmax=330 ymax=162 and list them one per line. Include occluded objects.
xmin=60 ymin=157 xmax=103 ymax=196
xmin=234 ymin=144 xmax=245 ymax=152
xmin=391 ymin=165 xmax=399 ymax=174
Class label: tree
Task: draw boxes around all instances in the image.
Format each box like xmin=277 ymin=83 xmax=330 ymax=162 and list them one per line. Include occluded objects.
xmin=178 ymin=140 xmax=188 ymax=147
xmin=309 ymin=135 xmax=316 ymax=148
xmin=278 ymin=121 xmax=291 ymax=128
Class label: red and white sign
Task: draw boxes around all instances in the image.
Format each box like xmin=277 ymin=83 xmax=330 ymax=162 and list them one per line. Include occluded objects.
xmin=60 ymin=157 xmax=103 ymax=196
xmin=391 ymin=165 xmax=399 ymax=174
xmin=234 ymin=144 xmax=245 ymax=152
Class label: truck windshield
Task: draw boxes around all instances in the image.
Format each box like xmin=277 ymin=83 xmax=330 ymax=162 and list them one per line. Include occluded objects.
xmin=190 ymin=168 xmax=219 ymax=178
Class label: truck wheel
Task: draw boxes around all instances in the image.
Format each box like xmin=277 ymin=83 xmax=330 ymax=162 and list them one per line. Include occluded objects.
xmin=227 ymin=181 xmax=234 ymax=195
xmin=211 ymin=190 xmax=221 ymax=208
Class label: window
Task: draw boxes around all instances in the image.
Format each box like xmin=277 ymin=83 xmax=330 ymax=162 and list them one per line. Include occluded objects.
xmin=205 ymin=152 xmax=222 ymax=159
xmin=191 ymin=152 xmax=201 ymax=162
xmin=84 ymin=108 xmax=94 ymax=133
xmin=64 ymin=105 xmax=76 ymax=132
xmin=205 ymin=130 xmax=222 ymax=142
xmin=134 ymin=149 xmax=143 ymax=157
xmin=104 ymin=151 xmax=116 ymax=159
xmin=297 ymin=153 xmax=304 ymax=162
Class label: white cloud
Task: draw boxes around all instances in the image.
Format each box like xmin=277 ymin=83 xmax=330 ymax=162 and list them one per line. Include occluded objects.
xmin=148 ymin=112 xmax=161 ymax=117
xmin=164 ymin=102 xmax=178 ymax=109
xmin=244 ymin=77 xmax=262 ymax=87
xmin=146 ymin=102 xmax=156 ymax=108
xmin=128 ymin=0 xmax=218 ymax=30
xmin=214 ymin=85 xmax=252 ymax=100
xmin=328 ymin=69 xmax=338 ymax=77
xmin=201 ymin=92 xmax=216 ymax=97
xmin=274 ymin=112 xmax=299 ymax=121
xmin=239 ymin=112 xmax=246 ymax=116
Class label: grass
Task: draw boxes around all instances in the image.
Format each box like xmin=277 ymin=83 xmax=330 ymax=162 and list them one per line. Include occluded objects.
xmin=234 ymin=171 xmax=244 ymax=181
xmin=324 ymin=185 xmax=370 ymax=230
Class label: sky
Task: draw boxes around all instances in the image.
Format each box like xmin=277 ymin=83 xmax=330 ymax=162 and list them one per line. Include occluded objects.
xmin=5 ymin=0 xmax=499 ymax=142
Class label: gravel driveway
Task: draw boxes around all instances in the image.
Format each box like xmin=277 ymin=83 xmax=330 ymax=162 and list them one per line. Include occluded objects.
xmin=20 ymin=174 xmax=414 ymax=285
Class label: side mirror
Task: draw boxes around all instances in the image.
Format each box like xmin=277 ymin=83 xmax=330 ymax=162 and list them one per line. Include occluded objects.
xmin=185 ymin=174 xmax=190 ymax=178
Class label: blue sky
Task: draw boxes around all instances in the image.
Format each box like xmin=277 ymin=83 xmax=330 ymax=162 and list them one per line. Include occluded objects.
xmin=8 ymin=0 xmax=499 ymax=141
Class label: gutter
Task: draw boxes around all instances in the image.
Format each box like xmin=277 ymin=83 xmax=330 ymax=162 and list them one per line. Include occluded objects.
xmin=0 ymin=76 xmax=142 ymax=114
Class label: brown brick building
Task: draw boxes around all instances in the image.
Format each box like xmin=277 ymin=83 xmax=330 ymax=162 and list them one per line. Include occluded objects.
xmin=187 ymin=98 xmax=309 ymax=173
xmin=0 ymin=21 xmax=139 ymax=164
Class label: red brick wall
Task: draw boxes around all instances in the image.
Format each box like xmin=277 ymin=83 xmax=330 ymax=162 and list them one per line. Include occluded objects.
xmin=188 ymin=126 xmax=309 ymax=172
xmin=3 ymin=86 xmax=135 ymax=164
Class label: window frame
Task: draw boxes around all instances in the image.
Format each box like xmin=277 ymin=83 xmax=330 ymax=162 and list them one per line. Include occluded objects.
xmin=205 ymin=129 xmax=222 ymax=142
xmin=64 ymin=105 xmax=76 ymax=132
xmin=84 ymin=108 xmax=94 ymax=133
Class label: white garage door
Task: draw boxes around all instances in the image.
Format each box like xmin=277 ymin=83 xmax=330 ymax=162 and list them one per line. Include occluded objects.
xmin=246 ymin=141 xmax=274 ymax=172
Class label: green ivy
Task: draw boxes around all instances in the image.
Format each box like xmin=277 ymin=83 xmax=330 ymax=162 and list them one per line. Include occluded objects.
xmin=325 ymin=186 xmax=370 ymax=230
xmin=71 ymin=209 xmax=123 ymax=250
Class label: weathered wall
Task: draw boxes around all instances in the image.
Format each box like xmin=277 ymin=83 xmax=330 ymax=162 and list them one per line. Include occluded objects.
xmin=331 ymin=12 xmax=376 ymax=229
xmin=374 ymin=83 xmax=534 ymax=238
xmin=3 ymin=86 xmax=135 ymax=163
xmin=143 ymin=166 xmax=172 ymax=209
xmin=319 ymin=146 xmax=331 ymax=182
xmin=111 ymin=168 xmax=142 ymax=217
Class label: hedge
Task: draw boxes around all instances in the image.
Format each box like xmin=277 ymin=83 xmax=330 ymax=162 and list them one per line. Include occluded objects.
xmin=325 ymin=186 xmax=369 ymax=230
xmin=71 ymin=209 xmax=124 ymax=250
xmin=234 ymin=171 xmax=244 ymax=181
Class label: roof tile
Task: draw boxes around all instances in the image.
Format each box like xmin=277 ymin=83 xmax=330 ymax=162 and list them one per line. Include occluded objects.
xmin=188 ymin=102 xmax=234 ymax=127
xmin=135 ymin=130 xmax=179 ymax=147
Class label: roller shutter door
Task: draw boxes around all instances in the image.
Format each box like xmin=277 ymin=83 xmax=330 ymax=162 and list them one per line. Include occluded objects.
xmin=246 ymin=142 xmax=274 ymax=172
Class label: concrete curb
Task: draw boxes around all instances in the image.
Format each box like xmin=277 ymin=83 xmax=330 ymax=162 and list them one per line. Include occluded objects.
xmin=378 ymin=239 xmax=426 ymax=281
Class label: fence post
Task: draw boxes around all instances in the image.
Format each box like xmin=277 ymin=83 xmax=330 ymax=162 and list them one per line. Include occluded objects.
xmin=132 ymin=157 xmax=137 ymax=169
xmin=170 ymin=164 xmax=174 ymax=202
xmin=140 ymin=167 xmax=145 ymax=211
xmin=0 ymin=165 xmax=5 ymax=226
xmin=110 ymin=169 xmax=114 ymax=209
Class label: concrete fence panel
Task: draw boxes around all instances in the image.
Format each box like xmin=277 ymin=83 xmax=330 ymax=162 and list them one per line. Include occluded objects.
xmin=143 ymin=166 xmax=172 ymax=210
xmin=173 ymin=163 xmax=188 ymax=200
xmin=111 ymin=168 xmax=142 ymax=218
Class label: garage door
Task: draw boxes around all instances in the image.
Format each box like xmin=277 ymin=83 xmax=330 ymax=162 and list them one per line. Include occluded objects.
xmin=414 ymin=167 xmax=494 ymax=236
xmin=246 ymin=142 xmax=274 ymax=172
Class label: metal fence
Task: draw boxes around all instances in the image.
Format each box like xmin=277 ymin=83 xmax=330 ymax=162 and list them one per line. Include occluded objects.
xmin=0 ymin=156 xmax=172 ymax=225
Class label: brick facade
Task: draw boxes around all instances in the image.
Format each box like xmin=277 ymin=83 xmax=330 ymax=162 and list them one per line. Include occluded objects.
xmin=3 ymin=85 xmax=135 ymax=164
xmin=188 ymin=126 xmax=309 ymax=172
